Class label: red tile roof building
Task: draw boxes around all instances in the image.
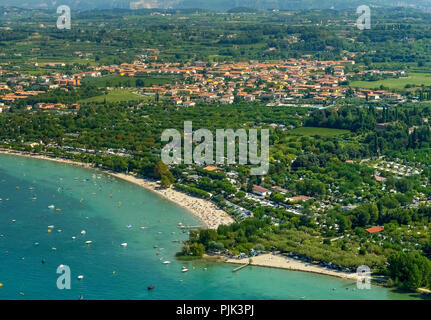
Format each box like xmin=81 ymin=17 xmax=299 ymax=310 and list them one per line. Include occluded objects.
xmin=365 ymin=226 xmax=384 ymax=234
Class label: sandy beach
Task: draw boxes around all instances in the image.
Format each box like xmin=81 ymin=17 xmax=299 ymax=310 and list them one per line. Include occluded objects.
xmin=0 ymin=149 xmax=361 ymax=282
xmin=225 ymin=253 xmax=360 ymax=281
xmin=0 ymin=148 xmax=234 ymax=229
xmin=112 ymin=173 xmax=235 ymax=229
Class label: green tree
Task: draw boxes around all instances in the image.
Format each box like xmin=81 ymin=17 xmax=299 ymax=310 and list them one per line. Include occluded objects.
xmin=154 ymin=161 xmax=175 ymax=187
xmin=387 ymin=251 xmax=431 ymax=290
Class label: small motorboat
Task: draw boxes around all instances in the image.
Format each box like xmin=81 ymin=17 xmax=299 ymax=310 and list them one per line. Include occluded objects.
xmin=48 ymin=205 xmax=55 ymax=209
xmin=147 ymin=285 xmax=155 ymax=290
xmin=181 ymin=267 xmax=189 ymax=273
xmin=81 ymin=230 xmax=86 ymax=235
xmin=77 ymin=275 xmax=84 ymax=280
xmin=121 ymin=243 xmax=128 ymax=247
xmin=85 ymin=241 xmax=92 ymax=245
xmin=163 ymin=261 xmax=171 ymax=264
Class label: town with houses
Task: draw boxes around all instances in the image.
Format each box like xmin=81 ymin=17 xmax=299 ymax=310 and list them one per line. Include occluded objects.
xmin=0 ymin=53 xmax=423 ymax=230
xmin=0 ymin=52 xmax=408 ymax=113
xmin=1 ymin=50 xmax=429 ymax=235
xmin=2 ymin=4 xmax=431 ymax=297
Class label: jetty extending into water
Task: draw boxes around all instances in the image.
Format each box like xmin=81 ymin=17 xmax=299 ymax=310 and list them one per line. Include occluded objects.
xmin=232 ymin=263 xmax=250 ymax=272
xmin=178 ymin=225 xmax=202 ymax=229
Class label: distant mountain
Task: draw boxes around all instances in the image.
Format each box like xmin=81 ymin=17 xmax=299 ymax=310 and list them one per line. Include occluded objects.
xmin=1 ymin=0 xmax=431 ymax=11
xmin=177 ymin=0 xmax=431 ymax=11
xmin=0 ymin=1 xmax=131 ymax=10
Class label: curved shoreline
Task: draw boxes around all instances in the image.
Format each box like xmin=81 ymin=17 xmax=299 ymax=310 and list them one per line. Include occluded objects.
xmin=0 ymin=149 xmax=369 ymax=282
xmin=2 ymin=148 xmax=423 ymax=291
xmin=0 ymin=149 xmax=234 ymax=229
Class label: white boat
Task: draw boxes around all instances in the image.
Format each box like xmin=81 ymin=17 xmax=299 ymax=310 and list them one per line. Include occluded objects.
xmin=77 ymin=275 xmax=84 ymax=280
xmin=181 ymin=267 xmax=189 ymax=273
xmin=48 ymin=205 xmax=55 ymax=209
xmin=121 ymin=243 xmax=128 ymax=247
xmin=163 ymin=261 xmax=171 ymax=264
xmin=85 ymin=241 xmax=92 ymax=245
xmin=48 ymin=225 xmax=55 ymax=229
xmin=81 ymin=230 xmax=86 ymax=235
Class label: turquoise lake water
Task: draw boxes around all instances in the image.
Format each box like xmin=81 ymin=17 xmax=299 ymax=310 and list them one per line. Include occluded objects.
xmin=0 ymin=154 xmax=424 ymax=300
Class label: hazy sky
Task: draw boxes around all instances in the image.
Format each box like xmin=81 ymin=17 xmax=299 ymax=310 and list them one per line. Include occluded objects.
xmin=1 ymin=0 xmax=431 ymax=10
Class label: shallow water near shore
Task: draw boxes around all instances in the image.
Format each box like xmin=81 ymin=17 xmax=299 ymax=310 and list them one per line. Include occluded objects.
xmin=0 ymin=154 xmax=424 ymax=300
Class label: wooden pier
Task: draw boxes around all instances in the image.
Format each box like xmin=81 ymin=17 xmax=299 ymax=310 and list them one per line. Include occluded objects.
xmin=232 ymin=263 xmax=250 ymax=272
xmin=178 ymin=225 xmax=202 ymax=229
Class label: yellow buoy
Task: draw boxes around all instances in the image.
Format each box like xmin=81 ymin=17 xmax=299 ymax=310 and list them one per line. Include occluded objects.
xmin=0 ymin=283 xmax=3 ymax=287
xmin=56 ymin=209 xmax=61 ymax=212
xmin=47 ymin=229 xmax=52 ymax=233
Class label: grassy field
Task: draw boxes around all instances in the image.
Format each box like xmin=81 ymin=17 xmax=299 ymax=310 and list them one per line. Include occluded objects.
xmin=82 ymin=74 xmax=180 ymax=88
xmin=291 ymin=127 xmax=350 ymax=137
xmin=349 ymin=73 xmax=431 ymax=90
xmin=79 ymin=89 xmax=148 ymax=103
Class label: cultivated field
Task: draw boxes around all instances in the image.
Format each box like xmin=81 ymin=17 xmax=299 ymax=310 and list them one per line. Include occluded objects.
xmin=350 ymin=73 xmax=431 ymax=90
xmin=291 ymin=127 xmax=350 ymax=137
